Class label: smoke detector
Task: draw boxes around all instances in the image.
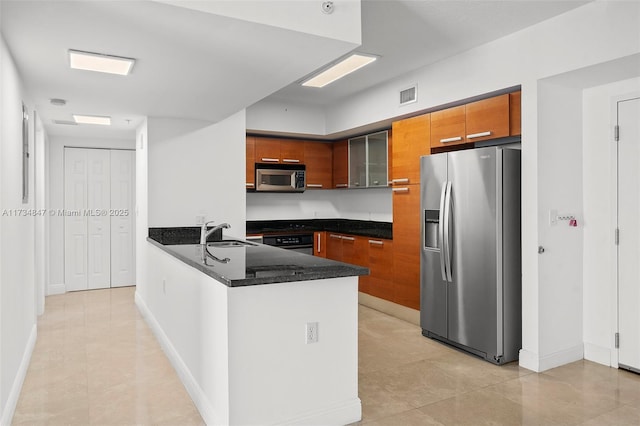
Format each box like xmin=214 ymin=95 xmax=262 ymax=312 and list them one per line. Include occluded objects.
xmin=321 ymin=1 xmax=334 ymax=14
xmin=50 ymin=98 xmax=67 ymax=106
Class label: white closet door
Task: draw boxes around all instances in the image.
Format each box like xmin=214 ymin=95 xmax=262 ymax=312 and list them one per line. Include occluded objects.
xmin=87 ymin=149 xmax=111 ymax=289
xmin=110 ymin=150 xmax=135 ymax=287
xmin=618 ymin=96 xmax=640 ymax=372
xmin=64 ymin=148 xmax=89 ymax=291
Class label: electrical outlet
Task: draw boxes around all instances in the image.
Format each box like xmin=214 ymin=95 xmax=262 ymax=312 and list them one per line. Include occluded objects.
xmin=196 ymin=215 xmax=205 ymax=225
xmin=549 ymin=209 xmax=558 ymax=226
xmin=306 ymin=322 xmax=319 ymax=344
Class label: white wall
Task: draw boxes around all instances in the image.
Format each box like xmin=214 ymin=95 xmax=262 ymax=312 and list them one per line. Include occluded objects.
xmin=135 ymin=120 xmax=149 ymax=303
xmin=147 ymin=112 xmax=247 ymax=233
xmin=246 ymin=187 xmax=392 ymax=222
xmin=47 ymin=136 xmax=135 ymax=294
xmin=582 ymin=77 xmax=640 ymax=366
xmin=247 ymin=1 xmax=640 ymax=371
xmin=0 ymin=35 xmax=37 ymax=425
xmin=246 ymin=98 xmax=327 ymax=136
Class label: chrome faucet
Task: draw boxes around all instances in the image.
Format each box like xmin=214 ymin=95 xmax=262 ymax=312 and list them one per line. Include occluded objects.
xmin=200 ymin=221 xmax=231 ymax=245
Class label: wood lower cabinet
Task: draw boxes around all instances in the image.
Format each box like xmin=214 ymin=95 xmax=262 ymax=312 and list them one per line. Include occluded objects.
xmin=246 ymin=136 xmax=255 ymax=189
xmin=365 ymin=238 xmax=394 ymax=301
xmin=304 ymin=142 xmax=333 ymax=189
xmin=332 ymin=140 xmax=349 ymax=189
xmin=326 ymin=233 xmax=343 ymax=259
xmin=392 ymin=184 xmax=421 ymax=310
xmin=313 ymin=231 xmax=327 ymax=258
xmin=391 ymin=114 xmax=430 ymax=185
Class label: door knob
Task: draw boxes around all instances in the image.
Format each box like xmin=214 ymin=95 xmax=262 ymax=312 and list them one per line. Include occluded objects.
xmin=538 ymin=246 xmax=545 ymax=254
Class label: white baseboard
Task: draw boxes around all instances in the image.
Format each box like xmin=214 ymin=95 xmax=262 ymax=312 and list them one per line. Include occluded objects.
xmin=1 ymin=324 xmax=37 ymax=426
xmin=278 ymin=398 xmax=362 ymax=426
xmin=134 ymin=292 xmax=222 ymax=425
xmin=584 ymin=342 xmax=612 ymax=367
xmin=47 ymin=283 xmax=65 ymax=295
xmin=519 ymin=344 xmax=584 ymax=372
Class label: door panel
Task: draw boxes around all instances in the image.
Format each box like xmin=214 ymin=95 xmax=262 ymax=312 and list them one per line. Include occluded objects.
xmin=64 ymin=148 xmax=88 ymax=291
xmin=87 ymin=149 xmax=110 ymax=289
xmin=618 ymin=96 xmax=640 ymax=372
xmin=110 ymin=150 xmax=136 ymax=287
xmin=447 ymin=148 xmax=497 ymax=355
xmin=420 ymin=154 xmax=448 ymax=337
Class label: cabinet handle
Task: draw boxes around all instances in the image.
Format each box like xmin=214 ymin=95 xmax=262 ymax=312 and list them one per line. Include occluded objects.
xmin=317 ymin=233 xmax=321 ymax=253
xmin=342 ymin=236 xmax=355 ymax=241
xmin=282 ymin=158 xmax=300 ymax=163
xmin=329 ymin=234 xmax=342 ymax=239
xmin=391 ymin=178 xmax=409 ymax=184
xmin=335 ymin=183 xmax=348 ymax=188
xmin=260 ymin=157 xmax=279 ymax=162
xmin=440 ymin=136 xmax=463 ymax=143
xmin=245 ymin=183 xmax=254 ymax=188
xmin=306 ymin=184 xmax=323 ymax=188
xmin=368 ymin=239 xmax=383 ymax=246
xmin=467 ymin=131 xmax=492 ymax=139
xmin=392 ymin=187 xmax=409 ymax=193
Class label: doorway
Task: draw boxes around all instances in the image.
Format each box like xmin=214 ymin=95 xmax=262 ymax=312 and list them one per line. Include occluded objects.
xmin=617 ymin=95 xmax=640 ymax=373
xmin=64 ymin=147 xmax=135 ymax=291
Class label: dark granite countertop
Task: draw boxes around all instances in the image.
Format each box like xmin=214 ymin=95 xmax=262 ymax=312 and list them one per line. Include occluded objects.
xmin=246 ymin=219 xmax=392 ymax=239
xmin=147 ymin=236 xmax=369 ymax=287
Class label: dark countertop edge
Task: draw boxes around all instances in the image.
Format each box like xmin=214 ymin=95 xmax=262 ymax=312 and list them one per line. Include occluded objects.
xmin=246 ymin=219 xmax=393 ymax=239
xmin=146 ymin=237 xmax=369 ymax=288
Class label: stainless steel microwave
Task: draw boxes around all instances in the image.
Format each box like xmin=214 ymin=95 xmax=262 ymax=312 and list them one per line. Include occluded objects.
xmin=255 ymin=163 xmax=306 ymax=192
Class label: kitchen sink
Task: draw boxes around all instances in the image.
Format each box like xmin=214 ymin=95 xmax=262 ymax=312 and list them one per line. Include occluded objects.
xmin=207 ymin=240 xmax=257 ymax=248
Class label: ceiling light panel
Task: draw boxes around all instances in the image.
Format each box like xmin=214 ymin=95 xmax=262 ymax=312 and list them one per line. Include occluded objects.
xmin=73 ymin=114 xmax=111 ymax=125
xmin=69 ymin=49 xmax=135 ymax=75
xmin=302 ymin=54 xmax=378 ymax=88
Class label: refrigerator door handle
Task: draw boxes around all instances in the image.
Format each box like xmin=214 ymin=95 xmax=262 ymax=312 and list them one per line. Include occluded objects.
xmin=438 ymin=181 xmax=448 ymax=281
xmin=443 ymin=181 xmax=453 ymax=282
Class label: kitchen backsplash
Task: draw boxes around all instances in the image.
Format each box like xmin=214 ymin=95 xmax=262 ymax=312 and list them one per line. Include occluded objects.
xmin=246 ymin=187 xmax=392 ymax=222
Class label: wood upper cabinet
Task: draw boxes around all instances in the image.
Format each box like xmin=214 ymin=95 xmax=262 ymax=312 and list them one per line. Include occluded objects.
xmin=391 ymin=114 xmax=430 ymax=185
xmin=246 ymin=136 xmax=255 ymax=189
xmin=430 ymin=105 xmax=466 ymax=149
xmin=366 ymin=238 xmax=394 ymax=301
xmin=465 ymin=93 xmax=510 ymax=143
xmin=313 ymin=231 xmax=327 ymax=258
xmin=304 ymin=142 xmax=333 ymax=189
xmin=254 ymin=137 xmax=304 ymax=164
xmin=332 ymin=140 xmax=349 ymax=189
xmin=392 ymin=184 xmax=421 ymax=310
xmin=510 ymin=90 xmax=522 ymax=136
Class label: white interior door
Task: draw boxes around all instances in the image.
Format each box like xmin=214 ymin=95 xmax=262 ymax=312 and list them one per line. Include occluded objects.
xmin=87 ymin=149 xmax=111 ymax=289
xmin=64 ymin=148 xmax=88 ymax=291
xmin=618 ymin=96 xmax=640 ymax=373
xmin=110 ymin=150 xmax=135 ymax=287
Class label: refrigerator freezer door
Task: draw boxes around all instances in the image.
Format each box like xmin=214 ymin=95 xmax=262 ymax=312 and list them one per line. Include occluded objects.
xmin=420 ymin=154 xmax=448 ymax=339
xmin=447 ymin=147 xmax=498 ymax=358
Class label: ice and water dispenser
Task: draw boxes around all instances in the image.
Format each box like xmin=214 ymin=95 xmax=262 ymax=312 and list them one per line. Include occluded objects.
xmin=424 ymin=210 xmax=440 ymax=250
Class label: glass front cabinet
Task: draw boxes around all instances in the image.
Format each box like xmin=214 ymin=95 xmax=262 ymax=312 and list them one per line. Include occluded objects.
xmin=348 ymin=130 xmax=388 ymax=188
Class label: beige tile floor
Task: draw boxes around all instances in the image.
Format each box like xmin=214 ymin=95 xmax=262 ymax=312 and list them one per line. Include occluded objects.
xmin=13 ymin=287 xmax=640 ymax=425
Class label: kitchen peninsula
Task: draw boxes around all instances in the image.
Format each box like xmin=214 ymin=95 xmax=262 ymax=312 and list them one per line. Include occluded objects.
xmin=138 ymin=233 xmax=367 ymax=425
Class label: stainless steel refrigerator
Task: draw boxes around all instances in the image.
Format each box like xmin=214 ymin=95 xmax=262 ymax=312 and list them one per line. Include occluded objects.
xmin=420 ymin=146 xmax=521 ymax=365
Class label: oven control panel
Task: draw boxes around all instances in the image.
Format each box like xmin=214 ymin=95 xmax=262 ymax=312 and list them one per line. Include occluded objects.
xmin=263 ymin=234 xmax=314 ymax=248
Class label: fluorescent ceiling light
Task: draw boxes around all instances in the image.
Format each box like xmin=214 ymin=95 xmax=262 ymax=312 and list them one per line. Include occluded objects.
xmin=69 ymin=49 xmax=135 ymax=75
xmin=73 ymin=114 xmax=111 ymax=125
xmin=302 ymin=53 xmax=378 ymax=88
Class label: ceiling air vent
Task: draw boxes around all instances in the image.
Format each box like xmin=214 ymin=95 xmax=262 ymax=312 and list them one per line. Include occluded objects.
xmin=53 ymin=120 xmax=78 ymax=125
xmin=399 ymin=85 xmax=417 ymax=106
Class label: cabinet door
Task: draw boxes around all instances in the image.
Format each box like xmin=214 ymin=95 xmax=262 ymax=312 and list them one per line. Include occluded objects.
xmin=332 ymin=140 xmax=349 ymax=189
xmin=314 ymin=231 xmax=327 ymax=257
xmin=367 ymin=131 xmax=388 ymax=187
xmin=246 ymin=136 xmax=255 ymax=189
xmin=430 ymin=105 xmax=466 ymax=149
xmin=326 ymin=233 xmax=343 ymax=259
xmin=304 ymin=142 xmax=332 ymax=189
xmin=465 ymin=94 xmax=510 ymax=142
xmin=510 ymin=91 xmax=522 ymax=136
xmin=367 ymin=238 xmax=394 ymax=301
xmin=341 ymin=235 xmax=368 ymax=293
xmin=255 ymin=138 xmax=281 ymax=163
xmin=392 ymin=184 xmax=421 ymax=310
xmin=349 ymin=136 xmax=366 ymax=187
xmin=391 ymin=114 xmax=430 ymax=185
xmin=280 ymin=140 xmax=304 ymax=164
